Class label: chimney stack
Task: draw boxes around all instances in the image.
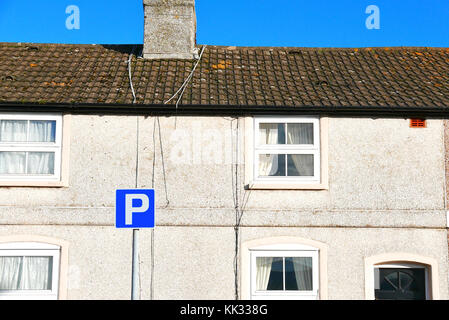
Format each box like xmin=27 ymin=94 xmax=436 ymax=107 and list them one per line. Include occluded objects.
xmin=143 ymin=0 xmax=198 ymax=59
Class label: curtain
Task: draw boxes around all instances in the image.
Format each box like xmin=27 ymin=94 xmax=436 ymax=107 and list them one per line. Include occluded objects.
xmin=289 ymin=154 xmax=314 ymax=176
xmin=0 ymin=152 xmax=54 ymax=174
xmin=0 ymin=152 xmax=26 ymax=174
xmin=286 ymin=124 xmax=314 ymax=175
xmin=29 ymin=121 xmax=56 ymax=142
xmin=0 ymin=120 xmax=27 ymax=142
xmin=256 ymin=257 xmax=273 ymax=291
xmin=0 ymin=257 xmax=22 ymax=290
xmin=0 ymin=256 xmax=52 ymax=290
xmin=259 ymin=123 xmax=280 ymax=145
xmin=21 ymin=257 xmax=52 ymax=290
xmin=292 ymin=257 xmax=313 ymax=291
xmin=259 ymin=154 xmax=279 ymax=176
xmin=27 ymin=152 xmax=55 ymax=174
xmin=287 ymin=123 xmax=313 ymax=145
xmin=258 ymin=124 xmax=280 ymax=176
xmin=0 ymin=120 xmax=55 ymax=143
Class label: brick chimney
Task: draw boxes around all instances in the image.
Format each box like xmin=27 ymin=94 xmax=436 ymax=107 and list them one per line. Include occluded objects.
xmin=143 ymin=0 xmax=198 ymax=59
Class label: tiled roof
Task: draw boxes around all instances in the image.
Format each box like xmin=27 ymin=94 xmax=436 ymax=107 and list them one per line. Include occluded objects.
xmin=0 ymin=42 xmax=448 ymax=108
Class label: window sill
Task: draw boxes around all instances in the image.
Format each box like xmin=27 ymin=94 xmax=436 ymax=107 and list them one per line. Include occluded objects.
xmin=0 ymin=180 xmax=68 ymax=187
xmin=245 ymin=182 xmax=328 ymax=190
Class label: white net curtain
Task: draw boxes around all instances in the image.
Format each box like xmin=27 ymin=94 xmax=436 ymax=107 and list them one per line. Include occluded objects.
xmin=258 ymin=123 xmax=314 ymax=177
xmin=0 ymin=256 xmax=52 ymax=290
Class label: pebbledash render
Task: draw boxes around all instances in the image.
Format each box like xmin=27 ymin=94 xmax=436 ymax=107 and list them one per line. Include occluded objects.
xmin=0 ymin=0 xmax=449 ymax=300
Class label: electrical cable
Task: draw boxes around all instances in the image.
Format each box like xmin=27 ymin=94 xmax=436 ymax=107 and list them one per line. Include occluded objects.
xmin=164 ymin=45 xmax=207 ymax=127
xmin=164 ymin=45 xmax=207 ymax=105
xmin=127 ymin=45 xmax=142 ymax=300
xmin=229 ymin=117 xmax=253 ymax=300
xmin=232 ymin=118 xmax=240 ymax=300
xmin=149 ymin=116 xmax=171 ymax=300
xmin=127 ymin=47 xmax=137 ymax=105
xmin=150 ymin=118 xmax=157 ymax=300
xmin=136 ymin=116 xmax=142 ymax=300
xmin=151 ymin=117 xmax=170 ymax=207
xmin=157 ymin=117 xmax=170 ymax=208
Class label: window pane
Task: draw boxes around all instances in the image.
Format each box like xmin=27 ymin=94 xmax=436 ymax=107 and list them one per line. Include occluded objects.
xmin=259 ymin=123 xmax=285 ymax=145
xmin=0 ymin=256 xmax=22 ymax=289
xmin=0 ymin=256 xmax=52 ymax=290
xmin=29 ymin=121 xmax=56 ymax=142
xmin=21 ymin=256 xmax=53 ymax=290
xmin=402 ymin=269 xmax=425 ymax=294
xmin=287 ymin=154 xmax=314 ymax=176
xmin=383 ymin=271 xmax=399 ymax=290
xmin=256 ymin=257 xmax=273 ymax=291
xmin=266 ymin=258 xmax=283 ymax=290
xmin=399 ymin=271 xmax=414 ymax=291
xmin=287 ymin=123 xmax=314 ymax=144
xmin=27 ymin=152 xmax=55 ymax=174
xmin=256 ymin=257 xmax=284 ymax=291
xmin=284 ymin=257 xmax=298 ymax=290
xmin=286 ymin=257 xmax=313 ymax=291
xmin=0 ymin=120 xmax=27 ymax=142
xmin=259 ymin=154 xmax=285 ymax=176
xmin=0 ymin=152 xmax=26 ymax=174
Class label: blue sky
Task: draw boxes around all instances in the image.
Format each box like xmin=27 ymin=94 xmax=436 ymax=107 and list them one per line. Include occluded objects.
xmin=0 ymin=0 xmax=448 ymax=47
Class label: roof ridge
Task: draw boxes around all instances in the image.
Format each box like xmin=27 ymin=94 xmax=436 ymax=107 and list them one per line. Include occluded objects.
xmin=0 ymin=42 xmax=448 ymax=51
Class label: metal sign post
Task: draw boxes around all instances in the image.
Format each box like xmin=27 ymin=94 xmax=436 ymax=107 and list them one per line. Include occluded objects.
xmin=131 ymin=228 xmax=139 ymax=300
xmin=116 ymin=189 xmax=155 ymax=300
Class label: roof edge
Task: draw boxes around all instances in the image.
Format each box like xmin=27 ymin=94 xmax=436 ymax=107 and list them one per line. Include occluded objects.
xmin=1 ymin=42 xmax=448 ymax=51
xmin=0 ymin=102 xmax=448 ymax=118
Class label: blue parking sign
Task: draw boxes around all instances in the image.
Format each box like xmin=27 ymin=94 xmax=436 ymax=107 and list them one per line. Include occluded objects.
xmin=116 ymin=189 xmax=155 ymax=228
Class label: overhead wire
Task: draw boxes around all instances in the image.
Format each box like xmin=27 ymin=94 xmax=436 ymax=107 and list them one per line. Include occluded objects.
xmin=230 ymin=117 xmax=252 ymax=300
xmin=127 ymin=46 xmax=137 ymax=105
xmin=149 ymin=116 xmax=171 ymax=299
xmin=127 ymin=45 xmax=142 ymax=300
xmin=164 ymin=45 xmax=207 ymax=127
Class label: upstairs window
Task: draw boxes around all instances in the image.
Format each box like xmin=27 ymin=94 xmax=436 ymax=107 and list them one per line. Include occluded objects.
xmin=0 ymin=114 xmax=62 ymax=182
xmin=254 ymin=117 xmax=320 ymax=185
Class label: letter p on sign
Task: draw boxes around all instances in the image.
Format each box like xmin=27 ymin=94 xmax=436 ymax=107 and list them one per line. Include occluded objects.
xmin=116 ymin=189 xmax=155 ymax=228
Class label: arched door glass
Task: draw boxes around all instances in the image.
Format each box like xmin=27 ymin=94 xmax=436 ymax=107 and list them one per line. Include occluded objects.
xmin=375 ymin=267 xmax=426 ymax=300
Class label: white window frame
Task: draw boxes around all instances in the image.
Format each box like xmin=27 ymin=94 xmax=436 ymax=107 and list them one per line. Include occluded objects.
xmin=250 ymin=244 xmax=319 ymax=300
xmin=0 ymin=242 xmax=60 ymax=300
xmin=0 ymin=113 xmax=63 ymax=182
xmin=374 ymin=262 xmax=430 ymax=300
xmin=253 ymin=116 xmax=320 ymax=185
